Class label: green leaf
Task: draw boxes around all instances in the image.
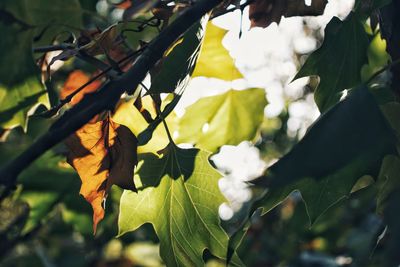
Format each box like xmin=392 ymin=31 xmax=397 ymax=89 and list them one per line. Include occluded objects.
xmin=192 ymin=23 xmax=243 ymax=81
xmin=0 ymin=0 xmax=83 ymax=129
xmin=118 ymin=145 xmax=241 ymax=266
xmin=361 ymin=32 xmax=391 ymax=82
xmin=18 ymin=152 xmax=80 ymax=234
xmin=381 ymin=102 xmax=400 ymax=137
xmin=150 ymin=18 xmax=207 ymax=94
xmin=0 ymin=197 xmax=29 ymax=238
xmin=0 ymin=0 xmax=83 ymax=49
xmin=376 ymin=155 xmax=400 ymax=213
xmin=124 ymin=241 xmax=163 ymax=266
xmin=0 ymin=118 xmax=82 ymax=234
xmin=0 ymin=0 xmax=83 ymax=46
xmin=293 ymin=13 xmax=369 ymax=112
xmin=176 ymin=88 xmax=267 ymax=152
xmin=0 ymin=0 xmax=82 ymax=26
xmin=0 ymin=23 xmax=49 ymax=129
xmin=254 ymin=87 xmax=397 ymax=224
xmin=381 ymin=101 xmax=400 ymax=153
xmin=381 ymin=187 xmax=400 ymax=267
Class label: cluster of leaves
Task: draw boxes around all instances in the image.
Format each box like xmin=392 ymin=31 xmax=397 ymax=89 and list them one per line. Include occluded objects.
xmin=1 ymin=0 xmax=400 ymax=266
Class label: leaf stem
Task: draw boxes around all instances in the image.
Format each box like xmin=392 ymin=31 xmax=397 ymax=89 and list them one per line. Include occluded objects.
xmin=140 ymin=82 xmax=175 ymax=144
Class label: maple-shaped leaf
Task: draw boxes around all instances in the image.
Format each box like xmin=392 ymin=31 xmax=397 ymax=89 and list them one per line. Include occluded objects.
xmin=65 ymin=117 xmax=138 ymax=233
xmin=118 ymin=145 xmax=243 ymax=266
xmin=61 ymin=70 xmax=102 ymax=106
xmin=293 ymin=13 xmax=369 ymax=112
xmin=254 ymin=87 xmax=397 ymax=224
xmin=176 ymin=88 xmax=267 ymax=152
xmin=192 ymin=23 xmax=243 ymax=81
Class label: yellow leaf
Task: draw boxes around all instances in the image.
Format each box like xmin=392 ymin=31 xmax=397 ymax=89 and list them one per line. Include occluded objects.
xmin=192 ymin=22 xmax=243 ymax=80
xmin=112 ymin=96 xmax=178 ymax=153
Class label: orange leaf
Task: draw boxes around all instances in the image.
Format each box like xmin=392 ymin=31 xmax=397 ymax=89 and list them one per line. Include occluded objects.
xmin=61 ymin=70 xmax=102 ymax=106
xmin=65 ymin=117 xmax=138 ymax=234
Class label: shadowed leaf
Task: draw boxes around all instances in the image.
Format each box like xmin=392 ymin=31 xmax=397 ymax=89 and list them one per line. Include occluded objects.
xmin=113 ymin=96 xmax=178 ymax=153
xmin=118 ymin=145 xmax=243 ymax=266
xmin=149 ymin=18 xmax=207 ymax=94
xmin=254 ymin=87 xmax=397 ymax=224
xmin=0 ymin=23 xmax=49 ymax=129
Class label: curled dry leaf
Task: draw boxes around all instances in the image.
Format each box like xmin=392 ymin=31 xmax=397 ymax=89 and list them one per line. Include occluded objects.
xmin=65 ymin=117 xmax=138 ymax=233
xmin=81 ymin=25 xmax=119 ymax=56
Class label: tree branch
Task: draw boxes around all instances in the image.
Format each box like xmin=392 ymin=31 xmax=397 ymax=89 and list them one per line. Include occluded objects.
xmin=33 ymin=43 xmax=75 ymax=53
xmin=0 ymin=0 xmax=222 ymax=192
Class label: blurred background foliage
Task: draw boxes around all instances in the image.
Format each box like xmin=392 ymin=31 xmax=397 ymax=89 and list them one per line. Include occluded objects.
xmin=0 ymin=0 xmax=398 ymax=266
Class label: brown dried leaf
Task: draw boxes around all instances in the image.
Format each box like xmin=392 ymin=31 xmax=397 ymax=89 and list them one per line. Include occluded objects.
xmin=81 ymin=25 xmax=119 ymax=56
xmin=65 ymin=117 xmax=138 ymax=233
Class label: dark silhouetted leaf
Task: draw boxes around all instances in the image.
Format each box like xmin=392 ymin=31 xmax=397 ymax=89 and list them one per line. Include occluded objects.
xmin=293 ymin=13 xmax=369 ymax=112
xmin=149 ymin=18 xmax=206 ymax=94
xmin=254 ymin=87 xmax=397 ymax=223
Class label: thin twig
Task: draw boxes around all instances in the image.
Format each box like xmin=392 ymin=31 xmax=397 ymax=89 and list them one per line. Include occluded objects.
xmin=33 ymin=43 xmax=75 ymax=53
xmin=140 ymin=82 xmax=175 ymax=144
xmin=36 ymin=47 xmax=145 ymax=118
